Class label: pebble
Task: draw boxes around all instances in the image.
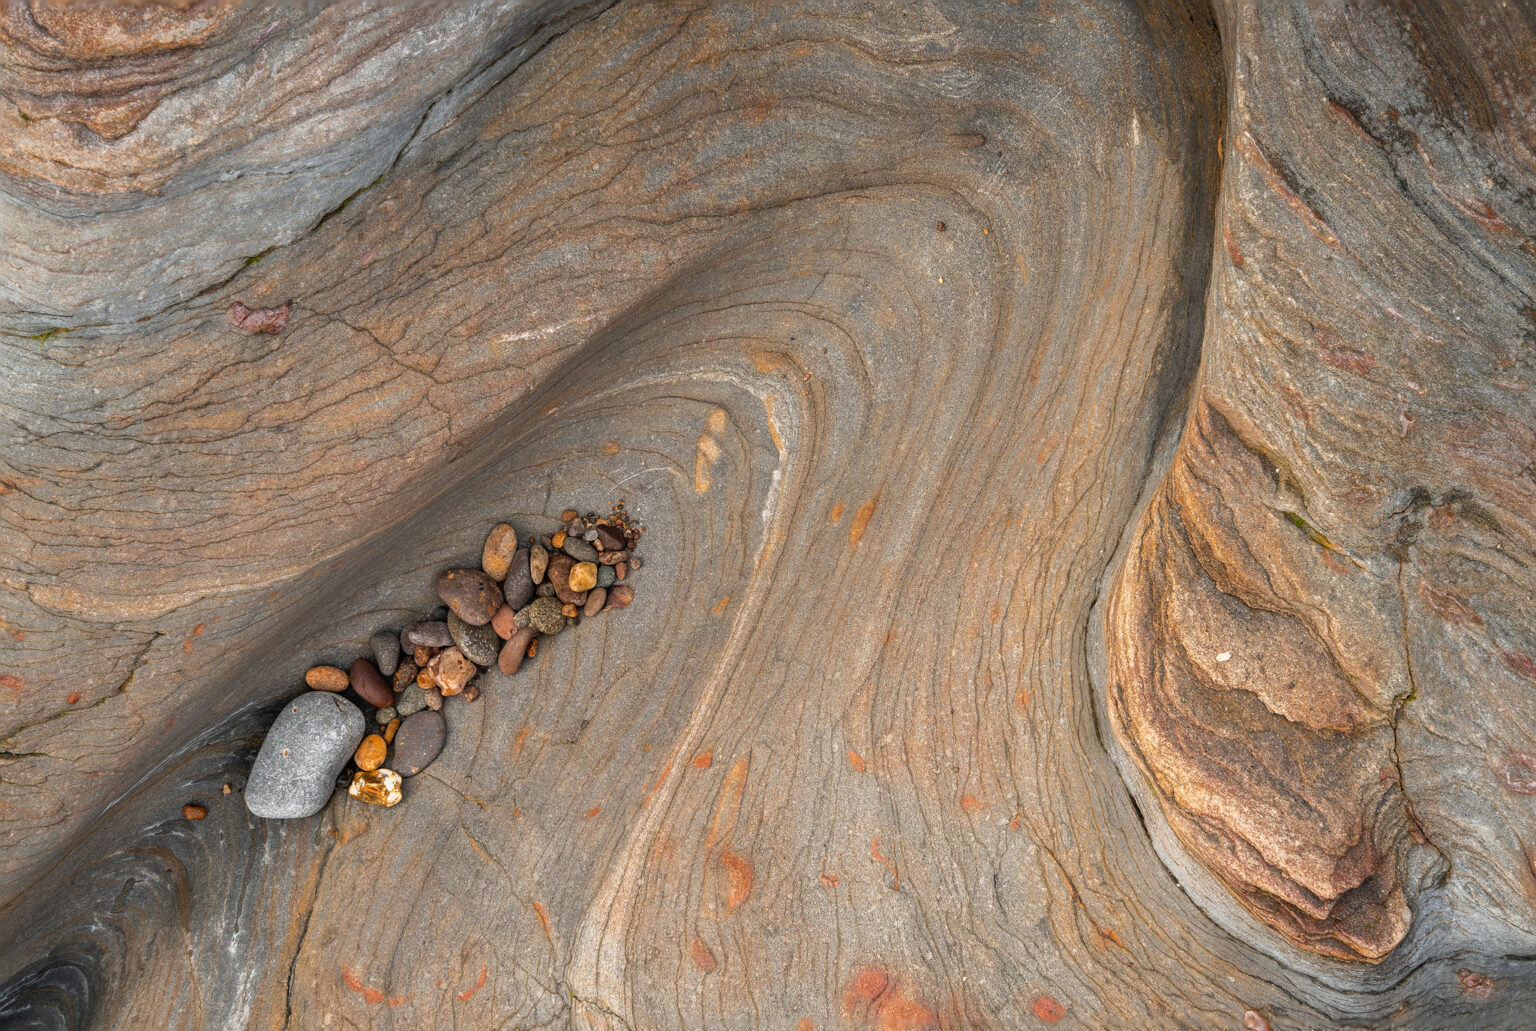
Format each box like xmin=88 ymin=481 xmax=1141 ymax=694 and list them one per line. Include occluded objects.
xmin=416 ymin=666 xmax=435 ymax=689
xmin=599 ymin=549 xmax=628 ymax=565
xmin=595 ymin=525 xmax=626 ymax=552
xmin=183 ymin=803 xmax=207 ymax=821
xmin=396 ymin=683 xmax=428 ymax=717
xmin=371 ymin=632 xmax=401 ymax=677
xmin=562 ymin=536 xmax=599 ymax=563
xmin=536 ymin=582 xmax=557 ymax=598
xmin=502 ymin=548 xmax=533 ymax=609
xmin=384 ymin=717 xmax=401 ymax=744
xmin=246 ymin=692 xmax=365 ymax=819
xmin=305 ymin=665 xmax=349 ymax=692
xmin=414 ymin=645 xmax=435 ymax=668
xmin=560 ymin=509 xmax=579 ymax=522
xmin=350 ymin=657 xmax=393 ymax=707
xmin=423 ymin=687 xmax=444 ymax=711
xmin=499 ymin=627 xmax=537 ymax=675
xmin=348 ymin=769 xmax=403 ymax=807
xmin=561 ymin=602 xmax=579 ymax=618
xmin=516 ymin=596 xmax=567 ymax=634
xmin=463 ymin=683 xmax=481 ymax=703
xmin=448 ymin=611 xmax=501 ymax=667
xmin=615 ymin=561 xmax=627 ymax=580
xmin=402 ymin=621 xmax=452 ymax=649
xmin=630 ymin=556 xmax=642 ymax=571
xmin=547 ymin=552 xmax=584 ymax=604
xmin=605 ymin=585 xmax=634 ymax=611
xmin=375 ymin=705 xmax=397 ymax=724
xmin=393 ymin=660 xmax=418 ymax=691
xmin=491 ymin=604 xmax=517 ymax=640
xmin=392 ymin=710 xmax=446 ymax=776
xmin=529 ymin=542 xmax=549 ymax=584
xmin=597 ymin=564 xmax=616 ymax=588
xmin=584 ymin=588 xmax=607 ymax=617
xmin=481 ymin=523 xmax=518 ymax=581
xmin=355 ymin=734 xmax=387 ymax=771
xmin=568 ymin=561 xmax=598 ymax=593
xmin=429 ymin=647 xmax=476 ymax=695
xmin=436 ymin=568 xmax=503 ymax=626
xmin=552 ymin=530 xmax=567 ymax=549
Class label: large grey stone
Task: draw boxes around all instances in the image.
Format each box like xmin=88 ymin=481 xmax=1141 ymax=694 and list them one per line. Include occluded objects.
xmin=245 ymin=692 xmax=366 ymax=819
xmin=447 ymin=611 xmax=501 ymax=667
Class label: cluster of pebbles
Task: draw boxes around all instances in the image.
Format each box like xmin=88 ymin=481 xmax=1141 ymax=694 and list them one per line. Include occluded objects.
xmin=244 ymin=505 xmax=644 ymax=819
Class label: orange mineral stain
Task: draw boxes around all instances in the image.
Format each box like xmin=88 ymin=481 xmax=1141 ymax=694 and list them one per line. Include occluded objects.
xmin=458 ymin=966 xmax=487 ymax=1002
xmin=66 ymin=691 xmax=81 ymax=705
xmin=722 ymin=849 xmax=753 ymax=910
xmin=689 ymin=936 xmax=717 ymax=972
xmin=871 ymin=837 xmax=900 ymax=890
xmin=533 ymin=901 xmax=552 ymax=944
xmin=693 ymin=749 xmax=713 ymax=769
xmin=959 ymin=793 xmax=982 ymax=813
xmin=713 ymin=596 xmax=732 ymax=613
xmin=842 ymin=966 xmax=937 ymax=1030
xmin=585 ymin=805 xmax=602 ymax=820
xmin=341 ymin=965 xmax=385 ymax=1005
xmin=830 ymin=502 xmax=845 ymax=522
xmin=848 ymin=749 xmax=866 ymax=773
xmin=1031 ymin=995 xmax=1066 ymax=1024
xmin=850 ymin=492 xmax=879 ymax=548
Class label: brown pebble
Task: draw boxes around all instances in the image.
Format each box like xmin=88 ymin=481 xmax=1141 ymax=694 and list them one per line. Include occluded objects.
xmin=350 ymin=658 xmax=393 ymax=707
xmin=384 ymin=717 xmax=401 ymax=744
xmin=429 ymin=646 xmax=476 ymax=696
xmin=629 ymin=556 xmax=642 ymax=571
xmin=491 ymin=604 xmax=517 ymax=640
xmin=183 ymin=803 xmax=207 ymax=821
xmin=594 ymin=525 xmax=625 ymax=551
xmin=598 ymin=548 xmax=628 ymax=565
xmin=536 ymin=582 xmax=557 ymax=598
xmin=499 ymin=627 xmax=537 ymax=675
xmin=530 ymin=542 xmax=549 ymax=584
xmin=305 ymin=665 xmax=349 ymax=692
xmin=527 ymin=639 xmax=538 ymax=658
xmin=221 ymin=784 xmax=231 ymax=795
xmin=413 ymin=644 xmax=433 ymax=666
xmin=605 ymin=585 xmax=634 ymax=610
xmin=568 ymin=561 xmax=598 ymax=592
xmin=423 ymin=687 xmax=444 ymax=711
xmin=547 ymin=552 xmax=585 ymax=604
xmin=936 ymin=219 xmax=946 ymax=231
xmin=561 ymin=602 xmax=579 ymax=618
xmin=481 ymin=523 xmax=518 ymax=581
xmin=435 ymin=567 xmax=503 ymax=626
xmin=552 ymin=530 xmax=567 ymax=548
xmin=393 ymin=660 xmax=418 ymax=691
xmin=560 ymin=509 xmax=579 ymax=522
xmin=417 ymin=667 xmax=435 ymax=689
xmin=348 ymin=769 xmax=403 ymax=807
xmin=616 ymin=561 xmax=627 ymax=580
xmin=355 ymin=734 xmax=387 ymax=771
xmin=463 ymin=684 xmax=481 ymax=703
xmin=584 ymin=588 xmax=607 ymax=617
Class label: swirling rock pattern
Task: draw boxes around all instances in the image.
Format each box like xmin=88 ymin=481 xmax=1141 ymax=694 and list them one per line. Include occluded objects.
xmin=1106 ymin=0 xmax=1536 ymax=974
xmin=0 ymin=0 xmax=1532 ymax=1027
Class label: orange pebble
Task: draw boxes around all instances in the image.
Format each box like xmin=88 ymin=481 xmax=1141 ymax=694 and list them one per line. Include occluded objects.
xmin=383 ymin=717 xmax=401 ymax=744
xmin=182 ymin=803 xmax=207 ymax=821
xmin=560 ymin=509 xmax=579 ymax=522
xmin=552 ymin=530 xmax=567 ymax=548
xmin=355 ymin=734 xmax=387 ymax=771
xmin=304 ymin=665 xmax=349 ymax=692
xmin=527 ymin=639 xmax=538 ymax=658
xmin=561 ymin=603 xmax=578 ymax=618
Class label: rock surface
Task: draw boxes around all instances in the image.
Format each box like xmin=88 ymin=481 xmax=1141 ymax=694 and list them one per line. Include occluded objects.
xmin=244 ymin=693 xmax=365 ymax=819
xmin=2 ymin=1 xmax=1534 ymax=1028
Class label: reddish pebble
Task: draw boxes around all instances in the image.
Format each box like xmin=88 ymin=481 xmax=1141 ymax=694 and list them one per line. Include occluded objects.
xmin=463 ymin=683 xmax=481 ymax=703
xmin=605 ymin=585 xmax=634 ymax=611
xmin=182 ymin=803 xmax=207 ymax=821
xmin=429 ymin=647 xmax=476 ymax=696
xmin=584 ymin=588 xmax=607 ymax=617
xmin=615 ymin=561 xmax=627 ymax=580
xmin=491 ymin=604 xmax=517 ymax=640
xmin=349 ymin=658 xmax=392 ymax=707
xmin=499 ymin=628 xmax=536 ymax=675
